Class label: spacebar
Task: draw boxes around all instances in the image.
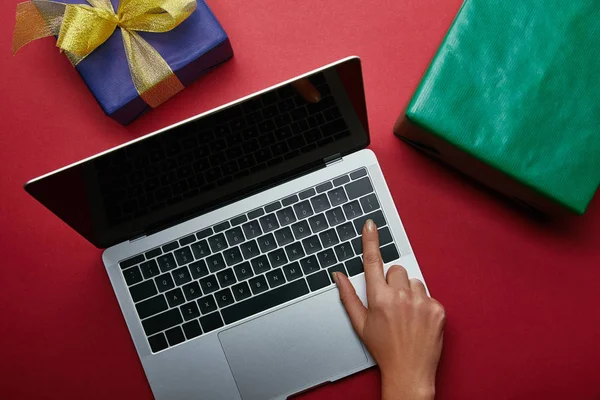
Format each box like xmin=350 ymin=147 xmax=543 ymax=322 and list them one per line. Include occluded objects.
xmin=221 ymin=279 xmax=310 ymax=324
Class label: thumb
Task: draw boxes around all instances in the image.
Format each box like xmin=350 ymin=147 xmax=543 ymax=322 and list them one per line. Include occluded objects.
xmin=333 ymin=272 xmax=367 ymax=337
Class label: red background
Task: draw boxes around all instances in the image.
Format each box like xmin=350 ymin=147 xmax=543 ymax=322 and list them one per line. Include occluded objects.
xmin=1 ymin=0 xmax=599 ymax=399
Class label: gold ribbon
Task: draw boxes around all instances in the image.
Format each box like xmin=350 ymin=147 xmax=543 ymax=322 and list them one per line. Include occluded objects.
xmin=13 ymin=0 xmax=197 ymax=108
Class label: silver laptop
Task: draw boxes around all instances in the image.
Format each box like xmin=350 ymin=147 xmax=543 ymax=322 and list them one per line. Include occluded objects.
xmin=25 ymin=56 xmax=426 ymax=400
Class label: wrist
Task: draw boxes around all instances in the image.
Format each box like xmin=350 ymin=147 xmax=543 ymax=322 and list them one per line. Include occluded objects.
xmin=381 ymin=371 xmax=435 ymax=400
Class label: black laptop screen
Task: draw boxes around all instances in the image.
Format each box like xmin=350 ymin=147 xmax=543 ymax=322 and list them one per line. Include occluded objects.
xmin=25 ymin=58 xmax=369 ymax=248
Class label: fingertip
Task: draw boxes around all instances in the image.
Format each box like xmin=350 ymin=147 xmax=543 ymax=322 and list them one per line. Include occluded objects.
xmin=363 ymin=219 xmax=377 ymax=234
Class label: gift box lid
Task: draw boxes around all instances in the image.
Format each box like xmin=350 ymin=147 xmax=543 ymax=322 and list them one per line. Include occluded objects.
xmin=406 ymin=0 xmax=600 ymax=214
xmin=64 ymin=0 xmax=231 ymax=121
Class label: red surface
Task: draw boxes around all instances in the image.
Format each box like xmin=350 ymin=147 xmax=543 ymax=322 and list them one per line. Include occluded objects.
xmin=1 ymin=0 xmax=599 ymax=399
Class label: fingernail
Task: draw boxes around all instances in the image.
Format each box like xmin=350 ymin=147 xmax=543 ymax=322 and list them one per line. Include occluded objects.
xmin=331 ymin=272 xmax=339 ymax=285
xmin=312 ymin=93 xmax=321 ymax=103
xmin=365 ymin=219 xmax=375 ymax=231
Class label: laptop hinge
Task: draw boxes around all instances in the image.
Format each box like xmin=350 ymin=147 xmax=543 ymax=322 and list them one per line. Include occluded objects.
xmin=129 ymin=234 xmax=147 ymax=243
xmin=324 ymin=153 xmax=343 ymax=166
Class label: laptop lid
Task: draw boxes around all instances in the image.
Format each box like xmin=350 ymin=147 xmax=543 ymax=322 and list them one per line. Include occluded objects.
xmin=24 ymin=56 xmax=370 ymax=248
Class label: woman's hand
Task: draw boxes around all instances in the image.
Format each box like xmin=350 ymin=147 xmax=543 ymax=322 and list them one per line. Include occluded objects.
xmin=332 ymin=219 xmax=445 ymax=400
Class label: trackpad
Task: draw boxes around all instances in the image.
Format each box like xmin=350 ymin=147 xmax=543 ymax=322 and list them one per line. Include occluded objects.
xmin=218 ymin=288 xmax=367 ymax=400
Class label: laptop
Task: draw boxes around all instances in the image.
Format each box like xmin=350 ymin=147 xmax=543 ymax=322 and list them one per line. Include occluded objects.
xmin=24 ymin=56 xmax=426 ymax=400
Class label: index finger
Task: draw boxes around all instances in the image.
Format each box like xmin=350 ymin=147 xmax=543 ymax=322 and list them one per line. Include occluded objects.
xmin=361 ymin=219 xmax=386 ymax=292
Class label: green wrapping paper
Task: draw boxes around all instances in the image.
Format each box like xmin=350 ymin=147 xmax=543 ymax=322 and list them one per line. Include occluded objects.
xmin=397 ymin=0 xmax=600 ymax=214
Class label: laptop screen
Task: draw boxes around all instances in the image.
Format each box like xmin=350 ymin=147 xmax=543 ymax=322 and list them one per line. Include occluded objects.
xmin=25 ymin=57 xmax=369 ymax=248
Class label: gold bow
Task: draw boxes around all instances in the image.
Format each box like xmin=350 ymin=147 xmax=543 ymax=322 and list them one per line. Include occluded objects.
xmin=13 ymin=0 xmax=197 ymax=108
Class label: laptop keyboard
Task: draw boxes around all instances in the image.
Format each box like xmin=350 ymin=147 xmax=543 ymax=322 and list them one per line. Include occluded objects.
xmin=119 ymin=168 xmax=401 ymax=353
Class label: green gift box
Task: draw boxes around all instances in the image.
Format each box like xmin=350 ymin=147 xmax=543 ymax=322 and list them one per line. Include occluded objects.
xmin=395 ymin=0 xmax=600 ymax=214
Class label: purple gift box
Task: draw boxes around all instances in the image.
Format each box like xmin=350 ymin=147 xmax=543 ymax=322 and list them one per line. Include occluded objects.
xmin=63 ymin=0 xmax=233 ymax=124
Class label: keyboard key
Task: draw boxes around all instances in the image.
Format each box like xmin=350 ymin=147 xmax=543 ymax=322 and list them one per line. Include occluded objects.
xmin=317 ymin=249 xmax=337 ymax=268
xmin=266 ymin=268 xmax=286 ymax=288
xmin=259 ymin=213 xmax=280 ymax=233
xmin=302 ymin=235 xmax=323 ymax=255
xmin=283 ymin=262 xmax=303 ymax=281
xmin=172 ymin=267 xmax=192 ymax=286
xmin=165 ymin=288 xmax=185 ymax=307
xmin=257 ymin=233 xmax=277 ymax=252
xmin=216 ymin=268 xmax=237 ymax=288
xmin=285 ymin=242 xmax=305 ymax=261
xmin=351 ymin=237 xmax=363 ymax=255
xmin=300 ymin=255 xmax=320 ymax=274
xmin=242 ymin=220 xmax=263 ymax=240
xmin=157 ymin=253 xmax=177 ymax=272
xmin=334 ymin=242 xmax=355 ymax=262
xmin=240 ymin=240 xmax=260 ymax=259
xmin=223 ymin=247 xmax=243 ymax=266
xmin=196 ymin=228 xmax=213 ymax=240
xmin=350 ymin=168 xmax=367 ymax=180
xmin=345 ymin=257 xmax=364 ymax=277
xmin=189 ymin=260 xmax=209 ymax=279
xmin=316 ymin=182 xmax=333 ymax=193
xmin=268 ymin=249 xmax=288 ymax=268
xmin=353 ymin=210 xmax=387 ymax=234
xmin=345 ymin=177 xmax=374 ymax=200
xmin=308 ymin=213 xmax=328 ymax=233
xmin=328 ymin=263 xmax=347 ymax=277
xmin=182 ymin=320 xmax=203 ymax=339
xmin=231 ymin=215 xmax=248 ymax=226
xmin=325 ymin=207 xmax=346 ymax=226
xmin=225 ymin=227 xmax=245 ymax=246
xmin=140 ymin=259 xmax=160 ymax=279
xmin=265 ymin=202 xmax=282 ymax=213
xmin=136 ymin=295 xmax=168 ymax=319
xmin=299 ymin=188 xmax=315 ymax=199
xmin=180 ymin=280 xmax=202 ymax=301
xmin=327 ymin=187 xmax=348 ymax=206
xmin=359 ymin=193 xmax=380 ymax=213
xmin=207 ymin=253 xmax=226 ymax=273
xmin=162 ymin=241 xmax=179 ymax=253
xmin=333 ymin=175 xmax=350 ymax=187
xmin=200 ymin=275 xmax=219 ymax=294
xmin=221 ymin=279 xmax=309 ymax=324
xmin=198 ymin=294 xmax=218 ymax=314
xmin=249 ymin=275 xmax=269 ymax=295
xmin=190 ymin=240 xmax=211 ymax=259
xmin=251 ymin=255 xmax=271 ymax=274
xmin=291 ymin=220 xmax=311 ymax=240
xmin=180 ymin=302 xmax=201 ymax=321
xmin=142 ymin=309 xmax=183 ymax=336
xmin=310 ymin=194 xmax=331 ymax=213
xmin=145 ymin=248 xmax=162 ymax=259
xmin=148 ymin=333 xmax=168 ymax=352
xmin=293 ymin=200 xmax=314 ymax=219
xmin=214 ymin=221 xmax=231 ymax=233
xmin=233 ymin=261 xmax=253 ymax=281
xmin=155 ymin=273 xmax=175 ymax=292
xmin=380 ymin=244 xmax=400 ymax=263
xmin=247 ymin=208 xmax=265 ymax=220
xmin=232 ymin=281 xmax=252 ymax=301
xmin=282 ymin=194 xmax=299 ymax=206
xmin=276 ymin=207 xmax=297 ymax=226
xmin=379 ymin=227 xmax=393 ymax=246
xmin=208 ymin=233 xmax=228 ymax=252
xmin=123 ymin=266 xmax=143 ymax=285
xmin=343 ymin=201 xmax=363 ymax=220
xmin=130 ymin=280 xmax=158 ymax=302
xmin=306 ymin=270 xmax=331 ymax=291
xmin=179 ymin=235 xmax=196 ymax=246
xmin=200 ymin=312 xmax=224 ymax=333
xmin=274 ymin=226 xmax=294 ymax=246
xmin=336 ymin=222 xmax=357 ymax=242
xmin=319 ymin=229 xmax=340 ymax=248
xmin=215 ymin=288 xmax=235 ymax=308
